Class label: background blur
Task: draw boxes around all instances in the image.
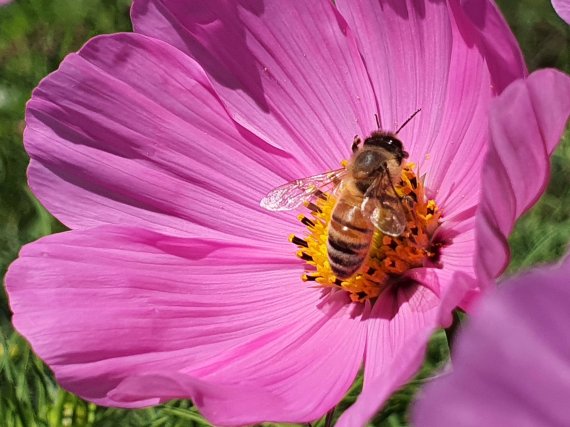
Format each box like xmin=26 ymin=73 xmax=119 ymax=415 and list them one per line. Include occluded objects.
xmin=1 ymin=0 xmax=568 ymax=426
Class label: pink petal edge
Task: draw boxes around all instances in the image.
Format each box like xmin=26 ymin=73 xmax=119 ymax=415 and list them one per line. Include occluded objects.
xmin=476 ymin=69 xmax=570 ymax=288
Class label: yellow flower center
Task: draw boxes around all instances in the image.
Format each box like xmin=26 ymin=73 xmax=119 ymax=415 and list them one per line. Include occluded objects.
xmin=290 ymin=163 xmax=442 ymax=303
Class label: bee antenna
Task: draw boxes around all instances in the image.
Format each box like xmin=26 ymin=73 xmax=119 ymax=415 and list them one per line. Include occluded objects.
xmin=374 ymin=113 xmax=381 ymax=129
xmin=395 ymin=108 xmax=422 ymax=134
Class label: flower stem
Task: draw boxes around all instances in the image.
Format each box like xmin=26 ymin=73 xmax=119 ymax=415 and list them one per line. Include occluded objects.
xmin=444 ymin=309 xmax=463 ymax=358
xmin=324 ymin=406 xmax=336 ymax=427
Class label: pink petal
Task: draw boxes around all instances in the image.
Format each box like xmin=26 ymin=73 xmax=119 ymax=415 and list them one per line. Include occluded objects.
xmin=6 ymin=226 xmax=365 ymax=425
xmin=114 ymin=294 xmax=367 ymax=424
xmin=362 ymin=286 xmax=440 ymax=394
xmin=413 ymin=255 xmax=570 ymax=427
xmin=552 ymin=0 xmax=570 ymax=24
xmin=131 ymin=0 xmax=378 ymax=172
xmin=338 ymin=268 xmax=472 ymax=427
xmin=336 ymin=0 xmax=493 ymax=220
xmin=336 ymin=0 xmax=455 ymax=141
xmin=340 ymin=324 xmax=434 ymax=427
xmin=26 ymin=32 xmax=304 ymax=242
xmin=476 ymin=69 xmax=570 ymax=286
xmin=459 ymin=0 xmax=527 ymax=92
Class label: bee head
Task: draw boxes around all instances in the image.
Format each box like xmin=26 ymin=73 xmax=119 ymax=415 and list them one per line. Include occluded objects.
xmin=363 ymin=132 xmax=409 ymax=163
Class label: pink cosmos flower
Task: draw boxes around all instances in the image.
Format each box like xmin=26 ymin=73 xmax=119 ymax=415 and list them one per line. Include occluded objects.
xmin=5 ymin=1 xmax=570 ymax=425
xmin=413 ymin=254 xmax=570 ymax=427
xmin=552 ymin=0 xmax=570 ymax=24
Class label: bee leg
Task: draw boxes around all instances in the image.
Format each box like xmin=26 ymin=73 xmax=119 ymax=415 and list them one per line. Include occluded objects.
xmin=384 ymin=163 xmax=402 ymax=199
xmin=352 ymin=135 xmax=362 ymax=153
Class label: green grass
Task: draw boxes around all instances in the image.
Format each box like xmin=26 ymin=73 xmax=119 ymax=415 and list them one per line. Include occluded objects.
xmin=1 ymin=0 xmax=568 ymax=426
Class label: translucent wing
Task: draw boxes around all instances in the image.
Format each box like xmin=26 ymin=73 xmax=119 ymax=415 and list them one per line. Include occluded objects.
xmin=260 ymin=169 xmax=347 ymax=211
xmin=361 ymin=168 xmax=407 ymax=236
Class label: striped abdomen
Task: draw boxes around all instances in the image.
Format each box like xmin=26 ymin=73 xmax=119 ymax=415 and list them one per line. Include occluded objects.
xmin=327 ymin=196 xmax=373 ymax=280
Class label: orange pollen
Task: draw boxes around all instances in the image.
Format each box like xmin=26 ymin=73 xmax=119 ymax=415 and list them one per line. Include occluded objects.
xmin=289 ymin=163 xmax=442 ymax=303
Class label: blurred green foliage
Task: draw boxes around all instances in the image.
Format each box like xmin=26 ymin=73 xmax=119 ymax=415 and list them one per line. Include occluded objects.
xmin=0 ymin=0 xmax=568 ymax=426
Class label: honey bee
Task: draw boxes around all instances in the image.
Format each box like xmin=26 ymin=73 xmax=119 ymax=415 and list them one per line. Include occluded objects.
xmin=260 ymin=111 xmax=420 ymax=280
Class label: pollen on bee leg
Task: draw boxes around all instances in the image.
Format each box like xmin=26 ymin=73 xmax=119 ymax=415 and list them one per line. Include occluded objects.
xmin=291 ymin=162 xmax=443 ymax=303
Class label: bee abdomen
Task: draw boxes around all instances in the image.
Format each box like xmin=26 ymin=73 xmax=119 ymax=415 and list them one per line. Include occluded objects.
xmin=331 ymin=213 xmax=372 ymax=234
xmin=327 ymin=234 xmax=372 ymax=279
xmin=328 ymin=235 xmax=370 ymax=252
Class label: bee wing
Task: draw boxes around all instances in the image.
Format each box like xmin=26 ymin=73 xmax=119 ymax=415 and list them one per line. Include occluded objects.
xmin=260 ymin=168 xmax=347 ymax=211
xmin=361 ymin=169 xmax=407 ymax=236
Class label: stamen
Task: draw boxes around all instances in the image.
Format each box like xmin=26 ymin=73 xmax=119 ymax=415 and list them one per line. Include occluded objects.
xmin=297 ymin=251 xmax=314 ymax=262
xmin=289 ymin=234 xmax=309 ymax=248
xmin=292 ymin=163 xmax=442 ymax=303
xmin=409 ymin=177 xmax=418 ymax=189
xmin=297 ymin=214 xmax=315 ymax=228
xmin=314 ymin=189 xmax=328 ymax=200
xmin=304 ymin=201 xmax=323 ymax=214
